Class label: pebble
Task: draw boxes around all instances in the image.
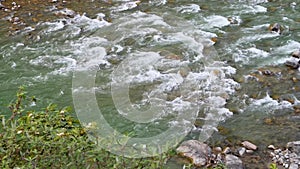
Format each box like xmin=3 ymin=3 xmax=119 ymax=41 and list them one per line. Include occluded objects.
xmin=241 ymin=141 xmax=257 ymax=150
xmin=214 ymin=147 xmax=222 ymax=153
xmin=246 ymin=149 xmax=254 ymax=154
xmin=0 ymin=2 xmax=5 ymax=9
xmin=270 ymin=152 xmax=276 ymax=157
xmin=268 ymin=145 xmax=276 ymax=150
xmin=275 ymin=149 xmax=282 ymax=153
xmin=223 ymin=147 xmax=231 ymax=154
xmin=238 ymin=147 xmax=246 ymax=156
xmin=216 ymin=153 xmax=222 ymax=163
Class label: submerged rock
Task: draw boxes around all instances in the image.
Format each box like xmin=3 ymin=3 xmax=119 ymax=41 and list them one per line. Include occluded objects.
xmin=238 ymin=147 xmax=246 ymax=156
xmin=241 ymin=141 xmax=257 ymax=150
xmin=176 ymin=140 xmax=212 ymax=166
xmin=225 ymin=154 xmax=244 ymax=169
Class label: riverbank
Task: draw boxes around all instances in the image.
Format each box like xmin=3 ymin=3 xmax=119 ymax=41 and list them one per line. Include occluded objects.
xmin=1 ymin=1 xmax=299 ymax=168
xmin=175 ymin=139 xmax=300 ymax=169
xmin=0 ymin=88 xmax=172 ymax=168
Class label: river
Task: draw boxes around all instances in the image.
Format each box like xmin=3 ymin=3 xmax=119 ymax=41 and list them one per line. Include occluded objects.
xmin=0 ymin=0 xmax=299 ymax=168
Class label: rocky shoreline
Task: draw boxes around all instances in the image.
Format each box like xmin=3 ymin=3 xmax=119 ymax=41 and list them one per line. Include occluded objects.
xmin=269 ymin=141 xmax=300 ymax=169
xmin=176 ymin=140 xmax=300 ymax=169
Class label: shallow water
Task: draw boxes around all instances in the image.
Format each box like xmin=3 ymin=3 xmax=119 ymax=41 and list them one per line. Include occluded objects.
xmin=0 ymin=0 xmax=300 ymax=168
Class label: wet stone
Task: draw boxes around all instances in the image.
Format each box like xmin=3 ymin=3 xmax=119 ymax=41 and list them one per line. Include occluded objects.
xmin=223 ymin=147 xmax=231 ymax=154
xmin=241 ymin=141 xmax=257 ymax=150
xmin=269 ymin=23 xmax=283 ymax=34
xmin=237 ymin=147 xmax=246 ymax=156
xmin=0 ymin=2 xmax=5 ymax=9
xmin=292 ymin=49 xmax=300 ymax=59
xmin=246 ymin=150 xmax=254 ymax=154
xmin=213 ymin=147 xmax=222 ymax=153
xmin=176 ymin=140 xmax=212 ymax=166
xmin=268 ymin=145 xmax=276 ymax=150
xmin=285 ymin=60 xmax=299 ymax=69
xmin=225 ymin=154 xmax=244 ymax=169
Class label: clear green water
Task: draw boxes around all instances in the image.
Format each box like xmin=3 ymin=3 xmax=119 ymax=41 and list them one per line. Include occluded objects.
xmin=0 ymin=0 xmax=300 ymax=167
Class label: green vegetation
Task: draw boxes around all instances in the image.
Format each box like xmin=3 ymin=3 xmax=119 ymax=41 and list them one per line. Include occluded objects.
xmin=0 ymin=87 xmax=173 ymax=168
xmin=269 ymin=163 xmax=279 ymax=169
xmin=211 ymin=163 xmax=227 ymax=169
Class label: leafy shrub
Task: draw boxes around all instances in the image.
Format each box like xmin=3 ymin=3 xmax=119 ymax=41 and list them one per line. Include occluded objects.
xmin=0 ymin=87 xmax=172 ymax=168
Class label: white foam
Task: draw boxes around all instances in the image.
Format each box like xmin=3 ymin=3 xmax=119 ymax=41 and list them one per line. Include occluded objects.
xmin=111 ymin=1 xmax=140 ymax=12
xmin=41 ymin=13 xmax=111 ymax=35
xmin=244 ymin=23 xmax=270 ymax=31
xmin=250 ymin=94 xmax=293 ymax=113
xmin=54 ymin=8 xmax=76 ymax=16
xmin=149 ymin=0 xmax=167 ymax=6
xmin=14 ymin=7 xmax=240 ymax=138
xmin=204 ymin=15 xmax=231 ymax=28
xmin=238 ymin=33 xmax=279 ymax=43
xmin=176 ymin=4 xmax=201 ymax=14
xmin=232 ymin=4 xmax=267 ymax=14
xmin=117 ymin=11 xmax=170 ymax=29
xmin=206 ymin=96 xmax=227 ymax=108
xmin=43 ymin=20 xmax=65 ymax=33
xmin=247 ymin=47 xmax=269 ymax=57
xmin=273 ymin=40 xmax=300 ymax=55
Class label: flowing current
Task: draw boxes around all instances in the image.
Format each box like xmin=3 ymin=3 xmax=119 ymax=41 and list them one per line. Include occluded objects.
xmin=0 ymin=0 xmax=300 ymax=165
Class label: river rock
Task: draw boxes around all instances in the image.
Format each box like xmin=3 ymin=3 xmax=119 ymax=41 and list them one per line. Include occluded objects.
xmin=285 ymin=60 xmax=299 ymax=69
xmin=241 ymin=141 xmax=257 ymax=150
xmin=269 ymin=23 xmax=283 ymax=34
xmin=213 ymin=147 xmax=222 ymax=153
xmin=225 ymin=154 xmax=244 ymax=169
xmin=287 ymin=141 xmax=300 ymax=155
xmin=238 ymin=147 xmax=246 ymax=156
xmin=246 ymin=149 xmax=254 ymax=154
xmin=0 ymin=2 xmax=5 ymax=9
xmin=176 ymin=140 xmax=212 ymax=166
xmin=289 ymin=163 xmax=298 ymax=169
xmin=292 ymin=49 xmax=300 ymax=59
xmin=268 ymin=145 xmax=276 ymax=150
xmin=223 ymin=147 xmax=231 ymax=154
